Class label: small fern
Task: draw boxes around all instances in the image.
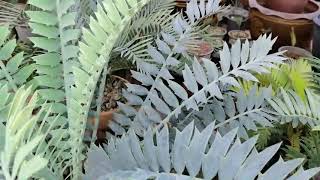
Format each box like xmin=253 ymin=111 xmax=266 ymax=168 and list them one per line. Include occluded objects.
xmin=235 ymin=59 xmax=313 ymax=101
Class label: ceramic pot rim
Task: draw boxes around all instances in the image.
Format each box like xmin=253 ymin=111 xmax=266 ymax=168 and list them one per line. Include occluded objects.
xmin=249 ymin=0 xmax=320 ymax=20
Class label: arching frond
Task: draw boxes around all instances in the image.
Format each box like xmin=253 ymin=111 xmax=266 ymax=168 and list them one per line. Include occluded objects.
xmin=176 ymin=86 xmax=276 ymax=139
xmin=268 ymin=89 xmax=320 ymax=129
xmin=26 ymin=0 xmax=80 ymax=115
xmin=113 ymin=0 xmax=176 ymax=63
xmin=0 ymin=86 xmax=66 ymax=179
xmin=85 ymin=121 xmax=320 ymax=180
xmin=69 ymin=0 xmax=155 ymax=177
xmin=113 ymin=34 xmax=286 ymax=136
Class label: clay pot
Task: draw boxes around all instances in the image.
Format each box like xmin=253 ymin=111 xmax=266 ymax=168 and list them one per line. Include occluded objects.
xmin=228 ymin=30 xmax=251 ymax=44
xmin=266 ymin=0 xmax=308 ymax=13
xmin=313 ymin=15 xmax=320 ymax=58
xmin=206 ymin=26 xmax=227 ymax=38
xmin=188 ymin=41 xmax=214 ymax=59
xmin=249 ymin=9 xmax=315 ymax=50
xmin=241 ymin=0 xmax=249 ymax=7
xmin=279 ymin=46 xmax=313 ymax=59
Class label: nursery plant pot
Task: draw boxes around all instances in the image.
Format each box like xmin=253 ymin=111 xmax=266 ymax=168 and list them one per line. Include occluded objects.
xmin=228 ymin=30 xmax=251 ymax=44
xmin=221 ymin=7 xmax=249 ymax=31
xmin=313 ymin=15 xmax=320 ymax=58
xmin=266 ymin=0 xmax=309 ymax=13
xmin=206 ymin=26 xmax=227 ymax=38
xmin=188 ymin=41 xmax=214 ymax=59
xmin=279 ymin=46 xmax=313 ymax=59
xmin=249 ymin=0 xmax=320 ymax=49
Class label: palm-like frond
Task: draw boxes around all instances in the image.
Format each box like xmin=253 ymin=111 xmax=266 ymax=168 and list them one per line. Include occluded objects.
xmin=69 ymin=0 xmax=155 ymax=177
xmin=112 ymin=35 xmax=286 ymax=136
xmin=113 ymin=0 xmax=176 ymax=63
xmin=0 ymin=86 xmax=66 ymax=179
xmin=85 ymin=121 xmax=320 ymax=180
xmin=26 ymin=0 xmax=80 ymax=114
xmin=268 ymin=89 xmax=320 ymax=129
xmin=176 ymin=85 xmax=276 ymax=139
xmin=0 ymin=25 xmax=36 ymax=92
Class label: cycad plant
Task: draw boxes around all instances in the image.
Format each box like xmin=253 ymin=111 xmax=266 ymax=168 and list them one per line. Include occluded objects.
xmin=0 ymin=0 xmax=320 ymax=179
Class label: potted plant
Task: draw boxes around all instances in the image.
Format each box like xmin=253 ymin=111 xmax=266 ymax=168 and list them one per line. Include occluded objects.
xmin=187 ymin=40 xmax=214 ymax=59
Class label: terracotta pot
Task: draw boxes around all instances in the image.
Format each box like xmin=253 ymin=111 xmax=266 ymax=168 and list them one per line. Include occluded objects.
xmin=279 ymin=46 xmax=313 ymax=59
xmin=206 ymin=26 xmax=227 ymax=38
xmin=188 ymin=41 xmax=214 ymax=59
xmin=313 ymin=15 xmax=320 ymax=58
xmin=266 ymin=0 xmax=308 ymax=13
xmin=249 ymin=0 xmax=320 ymax=20
xmin=249 ymin=9 xmax=314 ymax=50
xmin=241 ymin=0 xmax=249 ymax=7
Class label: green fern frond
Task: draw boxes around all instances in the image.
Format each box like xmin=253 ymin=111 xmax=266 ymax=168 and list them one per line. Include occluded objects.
xmin=286 ymin=131 xmax=320 ymax=169
xmin=85 ymin=121 xmax=320 ymax=179
xmin=235 ymin=59 xmax=313 ymax=101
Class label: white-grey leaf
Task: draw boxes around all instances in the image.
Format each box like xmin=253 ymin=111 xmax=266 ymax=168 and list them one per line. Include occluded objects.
xmin=156 ymin=80 xmax=179 ymax=108
xmin=220 ymin=77 xmax=240 ymax=87
xmin=202 ymin=58 xmax=218 ymax=82
xmin=182 ymin=64 xmax=198 ymax=93
xmin=219 ymin=42 xmax=231 ymax=74
xmin=167 ymin=79 xmax=188 ymax=100
xmin=231 ymin=39 xmax=241 ymax=68
xmin=161 ymin=32 xmax=176 ymax=46
xmin=156 ymin=38 xmax=171 ymax=55
xmin=126 ymin=84 xmax=149 ymax=96
xmin=193 ymin=57 xmax=208 ymax=86
xmin=149 ymin=90 xmax=171 ymax=115
xmin=131 ymin=71 xmax=154 ymax=86
xmin=147 ymin=46 xmax=165 ymax=64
